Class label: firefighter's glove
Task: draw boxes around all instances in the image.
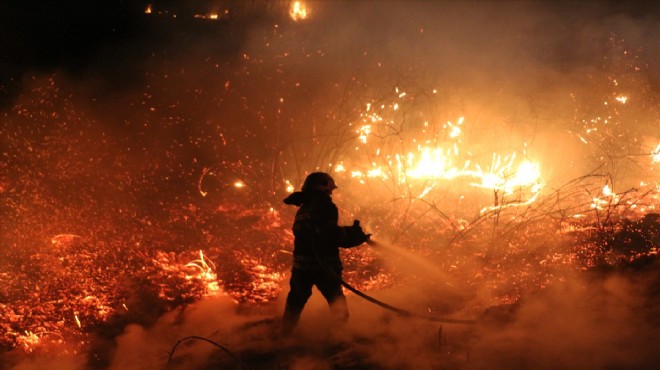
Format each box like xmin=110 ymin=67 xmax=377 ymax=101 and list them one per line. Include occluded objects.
xmin=346 ymin=220 xmax=370 ymax=247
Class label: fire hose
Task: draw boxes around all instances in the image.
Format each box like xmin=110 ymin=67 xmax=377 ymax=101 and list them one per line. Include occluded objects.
xmin=167 ymin=335 xmax=246 ymax=368
xmin=312 ymin=222 xmax=476 ymax=325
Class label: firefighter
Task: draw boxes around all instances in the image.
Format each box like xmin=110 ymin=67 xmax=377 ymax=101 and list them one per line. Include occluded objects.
xmin=281 ymin=172 xmax=370 ymax=334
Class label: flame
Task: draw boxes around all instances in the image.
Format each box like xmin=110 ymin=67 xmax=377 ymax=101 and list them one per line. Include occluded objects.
xmin=591 ymin=183 xmax=620 ymax=210
xmin=340 ymin=89 xmax=546 ymax=212
xmin=345 ymin=145 xmax=543 ymax=214
xmin=449 ymin=125 xmax=462 ymax=138
xmin=348 ymin=142 xmax=543 ymax=201
xmin=615 ymin=95 xmax=628 ymax=104
xmin=652 ymin=144 xmax=660 ymax=164
xmin=145 ymin=4 xmax=152 ymax=14
xmin=289 ymin=1 xmax=308 ymax=21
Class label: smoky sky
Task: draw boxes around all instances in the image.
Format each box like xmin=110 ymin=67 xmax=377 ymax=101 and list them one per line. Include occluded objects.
xmin=1 ymin=1 xmax=657 ymax=107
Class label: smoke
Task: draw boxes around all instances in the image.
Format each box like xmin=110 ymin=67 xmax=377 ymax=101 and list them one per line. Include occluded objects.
xmin=98 ymin=258 xmax=656 ymax=370
xmin=3 ymin=260 xmax=658 ymax=370
xmin=106 ymin=296 xmax=255 ymax=370
xmin=470 ymin=265 xmax=660 ymax=370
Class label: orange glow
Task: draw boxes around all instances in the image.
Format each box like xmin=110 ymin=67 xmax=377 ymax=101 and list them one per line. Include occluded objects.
xmin=145 ymin=4 xmax=152 ymax=14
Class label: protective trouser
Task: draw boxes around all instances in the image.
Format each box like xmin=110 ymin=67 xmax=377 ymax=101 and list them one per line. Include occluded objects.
xmin=282 ymin=266 xmax=348 ymax=333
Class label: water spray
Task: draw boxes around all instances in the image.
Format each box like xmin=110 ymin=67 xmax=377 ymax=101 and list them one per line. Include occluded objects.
xmin=314 ymin=228 xmax=476 ymax=325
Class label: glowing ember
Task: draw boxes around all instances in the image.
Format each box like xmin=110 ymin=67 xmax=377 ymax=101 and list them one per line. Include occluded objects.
xmin=285 ymin=180 xmax=295 ymax=193
xmin=358 ymin=125 xmax=371 ymax=144
xmin=154 ymin=250 xmax=223 ymax=300
xmin=185 ymin=250 xmax=221 ymax=297
xmin=233 ymin=258 xmax=283 ymax=303
xmin=17 ymin=332 xmax=42 ymax=352
xmin=198 ymin=167 xmax=211 ymax=197
xmin=51 ymin=233 xmax=81 ymax=246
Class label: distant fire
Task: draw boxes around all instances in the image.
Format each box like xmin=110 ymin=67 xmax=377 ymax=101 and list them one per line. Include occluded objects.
xmin=194 ymin=12 xmax=227 ymax=20
xmin=289 ymin=1 xmax=308 ymax=21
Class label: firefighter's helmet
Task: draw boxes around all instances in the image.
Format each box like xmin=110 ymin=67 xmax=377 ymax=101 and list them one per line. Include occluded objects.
xmin=302 ymin=172 xmax=337 ymax=193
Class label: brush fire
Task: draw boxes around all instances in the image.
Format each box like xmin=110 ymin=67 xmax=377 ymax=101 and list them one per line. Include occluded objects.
xmin=1 ymin=1 xmax=658 ymax=369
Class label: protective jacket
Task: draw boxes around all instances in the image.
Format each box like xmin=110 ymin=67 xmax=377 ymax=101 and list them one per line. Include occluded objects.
xmin=283 ymin=190 xmax=367 ymax=270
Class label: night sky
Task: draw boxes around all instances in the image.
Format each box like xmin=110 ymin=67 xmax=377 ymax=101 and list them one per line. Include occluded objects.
xmin=1 ymin=0 xmax=657 ymax=108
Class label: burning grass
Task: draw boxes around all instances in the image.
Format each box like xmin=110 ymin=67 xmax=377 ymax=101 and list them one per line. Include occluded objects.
xmin=1 ymin=77 xmax=657 ymax=359
xmin=1 ymin=184 xmax=657 ymax=356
